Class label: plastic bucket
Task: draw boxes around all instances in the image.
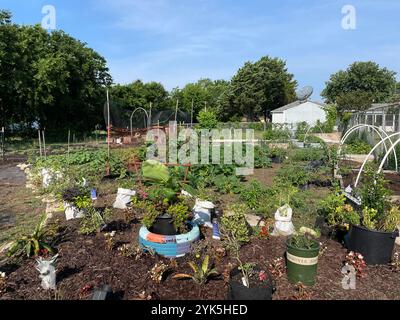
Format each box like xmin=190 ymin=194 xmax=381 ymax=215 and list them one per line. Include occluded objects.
xmin=286 ymin=238 xmax=320 ymax=286
xmin=347 ymin=225 xmax=398 ymax=265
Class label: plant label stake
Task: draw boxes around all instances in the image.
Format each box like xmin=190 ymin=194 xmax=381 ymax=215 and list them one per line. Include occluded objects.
xmin=36 ymin=254 xmax=58 ymax=290
xmin=92 ymin=285 xmax=112 ymax=300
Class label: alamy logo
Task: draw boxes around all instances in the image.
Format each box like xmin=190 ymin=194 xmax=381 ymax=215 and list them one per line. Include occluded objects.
xmin=341 ymin=5 xmax=357 ymax=30
xmin=145 ymin=122 xmax=255 ymax=176
xmin=41 ymin=5 xmax=56 ymax=30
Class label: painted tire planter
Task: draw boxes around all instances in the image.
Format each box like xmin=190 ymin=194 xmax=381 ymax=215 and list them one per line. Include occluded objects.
xmin=286 ymin=237 xmax=320 ymax=286
xmin=347 ymin=225 xmax=399 ymax=265
xmin=139 ymin=223 xmax=200 ymax=258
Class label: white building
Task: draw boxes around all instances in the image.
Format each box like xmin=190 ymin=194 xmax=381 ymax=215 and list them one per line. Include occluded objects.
xmin=271 ymin=100 xmax=327 ymax=127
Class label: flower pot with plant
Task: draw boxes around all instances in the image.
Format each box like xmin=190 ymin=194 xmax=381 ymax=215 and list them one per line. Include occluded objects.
xmin=61 ymin=188 xmax=89 ymax=220
xmin=286 ymin=230 xmax=320 ymax=286
xmin=348 ymin=164 xmax=400 ymax=265
xmin=220 ymin=207 xmax=274 ymax=300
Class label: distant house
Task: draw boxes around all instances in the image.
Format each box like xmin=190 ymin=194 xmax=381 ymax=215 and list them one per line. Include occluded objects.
xmin=271 ymin=100 xmax=327 ymax=127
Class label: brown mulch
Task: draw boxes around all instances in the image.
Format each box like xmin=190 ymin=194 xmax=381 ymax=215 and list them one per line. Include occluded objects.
xmin=1 ymin=216 xmax=400 ymax=300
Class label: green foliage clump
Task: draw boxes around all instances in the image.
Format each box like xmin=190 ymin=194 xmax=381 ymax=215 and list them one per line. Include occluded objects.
xmin=359 ymin=164 xmax=390 ymax=217
xmin=343 ymin=139 xmax=371 ymax=154
xmin=275 ymin=164 xmax=311 ymax=187
xmin=197 ymin=110 xmax=218 ymax=129
xmin=166 ymin=203 xmax=190 ymax=233
xmin=239 ymin=180 xmax=267 ymax=211
xmin=317 ymin=189 xmax=346 ymax=219
xmin=8 ymin=214 xmax=56 ymax=258
xmin=290 ymin=148 xmax=325 ymax=162
xmin=79 ymin=207 xmax=111 ymax=235
xmin=213 ymin=174 xmax=241 ymax=194
xmin=254 ymin=145 xmax=272 ymax=168
xmin=172 ymin=255 xmax=219 ymax=285
xmin=221 ymin=204 xmax=250 ymax=244
xmin=263 ymin=126 xmax=290 ymax=141
xmin=327 ymin=204 xmax=360 ymax=227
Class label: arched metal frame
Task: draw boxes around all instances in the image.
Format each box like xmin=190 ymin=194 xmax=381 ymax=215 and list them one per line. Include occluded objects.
xmin=354 ymin=132 xmax=400 ymax=187
xmin=130 ymin=107 xmax=149 ymax=137
xmin=338 ymin=124 xmax=398 ymax=173
xmin=303 ymin=123 xmax=325 ymax=145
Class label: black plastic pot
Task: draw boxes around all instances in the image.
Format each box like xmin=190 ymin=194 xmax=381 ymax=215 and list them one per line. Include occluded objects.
xmin=150 ymin=214 xmax=177 ymax=236
xmin=271 ymin=156 xmax=282 ymax=164
xmin=348 ymin=225 xmax=399 ymax=265
xmin=227 ymin=268 xmax=274 ymax=300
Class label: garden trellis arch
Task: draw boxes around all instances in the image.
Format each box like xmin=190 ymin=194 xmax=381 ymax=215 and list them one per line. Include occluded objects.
xmin=130 ymin=107 xmax=149 ymax=137
xmin=338 ymin=124 xmax=398 ymax=173
xmin=353 ymin=132 xmax=400 ymax=187
xmin=303 ymin=123 xmax=325 ymax=145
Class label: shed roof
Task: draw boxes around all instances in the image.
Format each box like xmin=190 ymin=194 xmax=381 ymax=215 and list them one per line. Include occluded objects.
xmin=271 ymin=100 xmax=325 ymax=113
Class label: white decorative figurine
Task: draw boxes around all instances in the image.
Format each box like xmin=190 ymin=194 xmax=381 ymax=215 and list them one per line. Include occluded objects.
xmin=36 ymin=254 xmax=58 ymax=290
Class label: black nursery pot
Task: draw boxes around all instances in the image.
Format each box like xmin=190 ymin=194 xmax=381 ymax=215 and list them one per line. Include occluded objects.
xmin=227 ymin=269 xmax=274 ymax=300
xmin=348 ymin=225 xmax=399 ymax=265
xmin=150 ymin=214 xmax=177 ymax=236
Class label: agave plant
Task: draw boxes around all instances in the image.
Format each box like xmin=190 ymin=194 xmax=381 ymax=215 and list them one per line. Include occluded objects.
xmin=172 ymin=255 xmax=219 ymax=285
xmin=8 ymin=214 xmax=56 ymax=258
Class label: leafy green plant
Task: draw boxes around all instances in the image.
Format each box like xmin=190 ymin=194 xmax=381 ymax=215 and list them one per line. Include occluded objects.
xmin=197 ymin=110 xmax=218 ymax=129
xmin=382 ymin=206 xmax=400 ymax=232
xmin=263 ymin=127 xmax=290 ymax=141
xmin=359 ymin=164 xmax=390 ymax=217
xmin=213 ymin=174 xmax=241 ymax=194
xmin=327 ymin=204 xmax=360 ymax=228
xmin=173 ymin=255 xmax=219 ymax=285
xmin=362 ymin=207 xmax=378 ymax=230
xmin=254 ymin=145 xmax=272 ymax=168
xmin=136 ymin=200 xmax=160 ymax=229
xmin=79 ymin=207 xmax=111 ymax=235
xmin=221 ymin=203 xmax=250 ymax=244
xmin=166 ymin=202 xmax=190 ymax=233
xmin=8 ymin=214 xmax=56 ymax=258
xmin=275 ymin=164 xmax=311 ymax=186
xmin=344 ymin=139 xmax=372 ymax=154
xmin=317 ymin=188 xmax=346 ymax=218
xmin=239 ymin=180 xmax=267 ymax=211
xmin=289 ymin=233 xmax=319 ymax=250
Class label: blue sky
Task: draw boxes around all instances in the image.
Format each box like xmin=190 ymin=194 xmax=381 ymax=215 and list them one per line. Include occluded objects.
xmin=1 ymin=0 xmax=400 ymax=101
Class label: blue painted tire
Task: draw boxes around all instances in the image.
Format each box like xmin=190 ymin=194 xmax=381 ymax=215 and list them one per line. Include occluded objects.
xmin=139 ymin=222 xmax=200 ymax=258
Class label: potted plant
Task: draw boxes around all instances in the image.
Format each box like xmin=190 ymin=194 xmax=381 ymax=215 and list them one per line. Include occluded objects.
xmin=316 ymin=187 xmax=358 ymax=242
xmin=61 ymin=187 xmax=89 ymax=220
xmin=286 ymin=229 xmax=320 ymax=286
xmin=220 ymin=207 xmax=274 ymax=300
xmin=348 ymin=164 xmax=400 ymax=265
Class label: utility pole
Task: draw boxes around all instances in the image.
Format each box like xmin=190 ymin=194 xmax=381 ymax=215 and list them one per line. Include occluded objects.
xmin=191 ymin=99 xmax=194 ymax=127
xmin=106 ymin=89 xmax=111 ymax=175
xmin=148 ymin=102 xmax=152 ymax=128
xmin=175 ymin=99 xmax=179 ymax=122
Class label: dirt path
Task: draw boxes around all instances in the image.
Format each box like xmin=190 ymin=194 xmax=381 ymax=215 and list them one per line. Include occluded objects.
xmin=0 ymin=161 xmax=44 ymax=247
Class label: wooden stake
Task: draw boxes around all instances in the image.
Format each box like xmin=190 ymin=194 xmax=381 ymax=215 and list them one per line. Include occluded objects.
xmin=38 ymin=130 xmax=42 ymax=157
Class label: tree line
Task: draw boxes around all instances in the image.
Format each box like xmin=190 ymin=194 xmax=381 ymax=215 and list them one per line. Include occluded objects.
xmin=1 ymin=9 xmax=399 ymax=136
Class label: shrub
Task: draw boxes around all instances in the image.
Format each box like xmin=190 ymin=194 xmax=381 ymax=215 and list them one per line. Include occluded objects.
xmin=317 ymin=189 xmax=346 ymax=219
xmin=263 ymin=127 xmax=290 ymax=141
xmin=359 ymin=164 xmax=390 ymax=217
xmin=254 ymin=145 xmax=272 ymax=168
xmin=166 ymin=202 xmax=190 ymax=233
xmin=197 ymin=110 xmax=218 ymax=129
xmin=221 ymin=203 xmax=250 ymax=244
xmin=213 ymin=174 xmax=241 ymax=194
xmin=239 ymin=180 xmax=267 ymax=211
xmin=344 ymin=139 xmax=372 ymax=154
xmin=79 ymin=207 xmax=111 ymax=235
xmin=327 ymin=204 xmax=360 ymax=228
xmin=275 ymin=164 xmax=311 ymax=186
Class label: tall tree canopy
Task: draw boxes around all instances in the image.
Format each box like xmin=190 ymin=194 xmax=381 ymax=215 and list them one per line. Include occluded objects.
xmin=222 ymin=56 xmax=297 ymax=122
xmin=0 ymin=10 xmax=112 ymax=135
xmin=110 ymin=80 xmax=168 ymax=111
xmin=169 ymin=78 xmax=229 ymax=121
xmin=322 ymin=61 xmax=396 ymax=108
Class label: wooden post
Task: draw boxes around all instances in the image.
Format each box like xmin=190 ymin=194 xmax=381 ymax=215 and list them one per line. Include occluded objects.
xmin=106 ymin=89 xmax=111 ymax=175
xmin=191 ymin=98 xmax=194 ymax=127
xmin=42 ymin=130 xmax=46 ymax=158
xmin=68 ymin=130 xmax=71 ymax=156
xmin=175 ymin=99 xmax=179 ymax=122
xmin=38 ymin=130 xmax=42 ymax=157
xmin=1 ymin=127 xmax=4 ymax=161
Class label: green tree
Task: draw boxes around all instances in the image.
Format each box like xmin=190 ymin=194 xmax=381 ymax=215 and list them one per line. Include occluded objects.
xmin=322 ymin=62 xmax=397 ymax=111
xmin=226 ymin=56 xmax=297 ymax=122
xmin=0 ymin=12 xmax=112 ymax=135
